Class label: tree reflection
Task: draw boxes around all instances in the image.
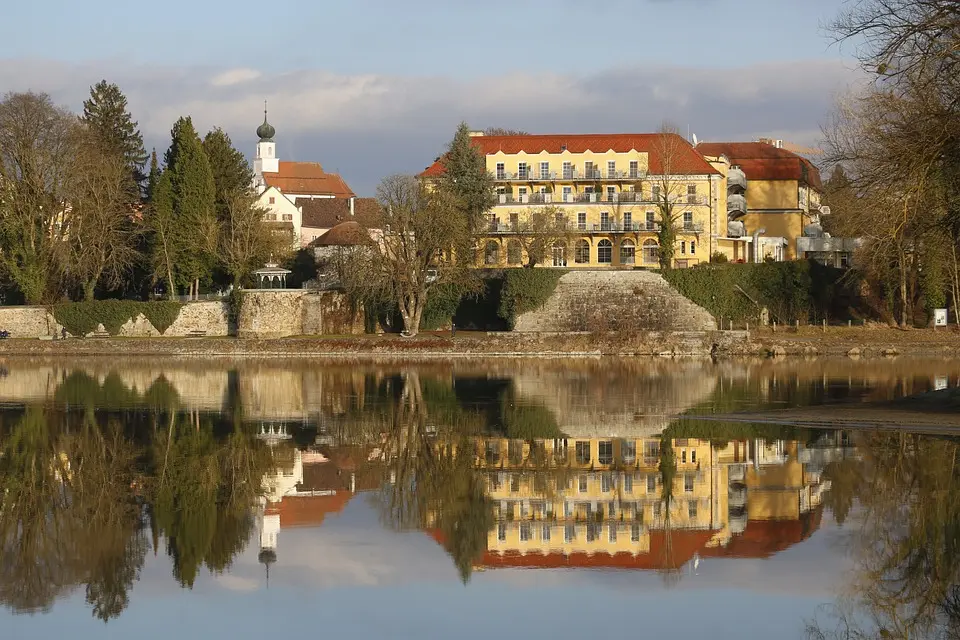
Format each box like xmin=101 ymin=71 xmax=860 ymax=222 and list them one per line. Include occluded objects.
xmin=808 ymin=433 xmax=960 ymax=639
xmin=0 ymin=402 xmax=275 ymax=621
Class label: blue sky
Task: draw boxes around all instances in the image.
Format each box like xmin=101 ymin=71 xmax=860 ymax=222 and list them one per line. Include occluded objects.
xmin=0 ymin=0 xmax=864 ymax=194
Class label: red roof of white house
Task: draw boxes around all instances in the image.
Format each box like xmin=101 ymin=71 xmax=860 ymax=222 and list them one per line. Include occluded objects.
xmin=263 ymin=161 xmax=356 ymax=198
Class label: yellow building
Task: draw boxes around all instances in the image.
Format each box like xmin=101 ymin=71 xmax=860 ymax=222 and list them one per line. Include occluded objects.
xmin=421 ymin=133 xmax=725 ymax=269
xmin=696 ymin=139 xmax=825 ymax=261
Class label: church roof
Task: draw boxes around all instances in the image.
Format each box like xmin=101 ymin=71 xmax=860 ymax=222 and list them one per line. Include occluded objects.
xmin=310 ymin=221 xmax=371 ymax=248
xmin=263 ymin=162 xmax=356 ymax=198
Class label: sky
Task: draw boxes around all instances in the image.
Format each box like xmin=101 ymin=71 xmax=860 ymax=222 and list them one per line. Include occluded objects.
xmin=0 ymin=495 xmax=854 ymax=640
xmin=0 ymin=0 xmax=867 ymax=195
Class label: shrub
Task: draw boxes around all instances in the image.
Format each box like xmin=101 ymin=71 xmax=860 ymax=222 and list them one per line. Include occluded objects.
xmin=226 ymin=289 xmax=244 ymax=332
xmin=420 ymin=282 xmax=467 ymax=331
xmin=498 ymin=268 xmax=566 ymax=329
xmin=53 ymin=300 xmax=184 ymax=336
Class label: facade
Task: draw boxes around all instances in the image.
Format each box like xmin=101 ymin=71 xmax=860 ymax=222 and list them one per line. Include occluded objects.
xmin=421 ymin=133 xmax=724 ymax=269
xmin=251 ymin=108 xmax=356 ymax=246
xmin=696 ymin=139 xmax=848 ymax=263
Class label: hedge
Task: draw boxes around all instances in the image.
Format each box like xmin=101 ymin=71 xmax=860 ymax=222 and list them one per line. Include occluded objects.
xmin=662 ymin=261 xmax=865 ymax=325
xmin=498 ymin=269 xmax=566 ymax=329
xmin=52 ymin=300 xmax=183 ymax=336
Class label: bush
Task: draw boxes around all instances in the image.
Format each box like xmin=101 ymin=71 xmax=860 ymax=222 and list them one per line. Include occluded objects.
xmin=420 ymin=282 xmax=467 ymax=331
xmin=52 ymin=300 xmax=184 ymax=336
xmin=498 ymin=268 xmax=566 ymax=329
xmin=662 ymin=261 xmax=865 ymax=325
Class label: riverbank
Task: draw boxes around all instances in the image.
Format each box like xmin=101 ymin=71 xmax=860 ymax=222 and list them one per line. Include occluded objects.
xmin=0 ymin=326 xmax=956 ymax=359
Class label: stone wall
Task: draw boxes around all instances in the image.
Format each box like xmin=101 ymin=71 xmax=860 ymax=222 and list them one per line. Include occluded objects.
xmin=238 ymin=291 xmax=304 ymax=339
xmin=0 ymin=307 xmax=59 ymax=338
xmin=513 ymin=270 xmax=717 ymax=333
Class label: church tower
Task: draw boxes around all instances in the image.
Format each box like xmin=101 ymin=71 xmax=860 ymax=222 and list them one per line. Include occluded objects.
xmin=253 ymin=102 xmax=278 ymax=191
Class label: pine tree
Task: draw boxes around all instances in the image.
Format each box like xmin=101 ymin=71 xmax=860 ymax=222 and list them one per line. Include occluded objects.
xmin=202 ymin=128 xmax=253 ymax=221
xmin=164 ymin=117 xmax=217 ymax=297
xmin=82 ymin=81 xmax=148 ymax=194
xmin=145 ymin=149 xmax=160 ymax=202
xmin=437 ymin=122 xmax=496 ymax=232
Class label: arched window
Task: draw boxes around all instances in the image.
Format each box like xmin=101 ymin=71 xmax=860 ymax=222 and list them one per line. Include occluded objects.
xmin=620 ymin=239 xmax=636 ymax=265
xmin=598 ymin=239 xmax=613 ymax=264
xmin=642 ymin=239 xmax=659 ymax=264
xmin=505 ymin=240 xmax=522 ymax=265
xmin=484 ymin=241 xmax=500 ymax=266
xmin=575 ymin=240 xmax=590 ymax=264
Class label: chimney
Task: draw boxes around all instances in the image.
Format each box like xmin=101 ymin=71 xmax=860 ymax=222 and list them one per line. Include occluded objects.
xmin=349 ymin=196 xmax=355 ymax=217
xmin=774 ymin=139 xmax=783 ymax=149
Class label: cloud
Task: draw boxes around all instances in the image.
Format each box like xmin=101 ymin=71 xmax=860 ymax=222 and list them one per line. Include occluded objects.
xmin=0 ymin=57 xmax=865 ymax=194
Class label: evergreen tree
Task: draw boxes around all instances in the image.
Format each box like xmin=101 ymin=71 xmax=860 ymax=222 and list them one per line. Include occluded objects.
xmin=145 ymin=149 xmax=160 ymax=202
xmin=165 ymin=117 xmax=217 ymax=295
xmin=202 ymin=128 xmax=253 ymax=221
xmin=81 ymin=81 xmax=148 ymax=193
xmin=436 ymin=122 xmax=496 ymax=232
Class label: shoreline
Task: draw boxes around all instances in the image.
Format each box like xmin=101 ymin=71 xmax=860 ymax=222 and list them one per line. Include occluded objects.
xmin=0 ymin=327 xmax=957 ymax=359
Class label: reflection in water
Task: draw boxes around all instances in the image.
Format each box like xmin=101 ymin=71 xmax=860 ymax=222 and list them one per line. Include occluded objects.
xmin=0 ymin=358 xmax=958 ymax=637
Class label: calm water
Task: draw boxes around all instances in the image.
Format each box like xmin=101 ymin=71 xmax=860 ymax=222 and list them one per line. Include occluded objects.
xmin=0 ymin=357 xmax=958 ymax=639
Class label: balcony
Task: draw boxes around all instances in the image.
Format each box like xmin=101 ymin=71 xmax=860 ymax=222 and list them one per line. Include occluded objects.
xmin=681 ymin=222 xmax=704 ymax=233
xmin=727 ymin=167 xmax=747 ymax=191
xmin=494 ymin=191 xmax=651 ymax=206
xmin=494 ymin=169 xmax=648 ymax=182
xmin=728 ymin=485 xmax=747 ymax=508
xmin=727 ymin=193 xmax=747 ymax=215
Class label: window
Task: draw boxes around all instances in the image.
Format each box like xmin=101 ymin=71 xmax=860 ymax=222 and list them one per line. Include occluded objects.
xmin=518 ymin=187 xmax=528 ymax=202
xmin=575 ymin=239 xmax=590 ymax=264
xmin=496 ymin=162 xmax=505 ymax=180
xmin=608 ymin=501 xmax=616 ymax=517
xmin=642 ymin=239 xmax=659 ymax=264
xmin=607 ymin=160 xmax=616 ymax=177
xmin=622 ymin=440 xmax=636 ymax=465
xmin=652 ymin=185 xmax=661 ymax=200
xmin=562 ymin=161 xmax=573 ymax=179
xmin=509 ymin=440 xmax=524 ymax=465
xmin=507 ymin=240 xmax=522 ymax=265
xmin=565 ymin=525 xmax=576 ymax=542
xmin=684 ymin=474 xmax=694 ymax=492
xmin=688 ymin=501 xmax=698 ymax=519
xmin=680 ymin=241 xmax=686 ymax=255
xmin=520 ymin=523 xmax=531 ymax=542
xmin=691 ymin=449 xmax=697 ymax=464
xmin=564 ymin=501 xmax=573 ymax=517
xmin=620 ymin=239 xmax=636 ymax=265
xmin=644 ymin=441 xmax=660 ymax=460
xmin=540 ymin=161 xmax=550 ymax=178
xmin=282 ymin=213 xmax=293 ymax=222
xmin=631 ymin=524 xmax=641 ymax=542
xmin=511 ymin=474 xmax=520 ymax=492
xmin=518 ymin=162 xmax=528 ymax=179
xmin=587 ymin=524 xmax=600 ymax=542
xmin=584 ymin=161 xmax=595 ymax=178
xmin=496 ymin=186 xmax=506 ymax=196
xmin=606 ymin=186 xmax=616 ymax=202
xmin=653 ymin=502 xmax=662 ymax=519
xmin=629 ymin=160 xmax=639 ymax=178
xmin=598 ymin=240 xmax=613 ymax=264
xmin=498 ymin=523 xmax=507 ymax=541
xmin=265 ymin=213 xmax=277 ymax=221
xmin=600 ymin=212 xmax=610 ymax=231
xmin=681 ymin=450 xmax=687 ymax=464
xmin=623 ymin=473 xmax=633 ymax=493
xmin=268 ymin=196 xmax=275 ymax=204
xmin=646 ymin=211 xmax=657 ymax=230
xmin=683 ymin=211 xmax=694 ymax=229
xmin=647 ymin=475 xmax=657 ymax=493
xmin=599 ymin=441 xmax=613 ymax=464
xmin=687 ymin=184 xmax=697 ymax=203
xmin=484 ymin=241 xmax=500 ymax=265
xmin=623 ymin=212 xmax=632 ymax=230
xmin=634 ymin=502 xmax=644 ymax=523
xmin=601 ymin=474 xmax=612 ymax=493
xmin=563 ymin=186 xmax=573 ymax=202
xmin=577 ymin=212 xmax=587 ymax=230
xmin=690 ymin=241 xmax=696 ymax=254
xmin=542 ymin=524 xmax=551 ymax=541
xmin=519 ymin=500 xmax=528 ymax=517
xmin=609 ymin=525 xmax=618 ymax=542
xmin=576 ymin=441 xmax=591 ymax=464
xmin=555 ymin=210 xmax=566 ymax=227
xmin=578 ymin=475 xmax=588 ymax=493
xmin=509 ymin=212 xmax=519 ymax=230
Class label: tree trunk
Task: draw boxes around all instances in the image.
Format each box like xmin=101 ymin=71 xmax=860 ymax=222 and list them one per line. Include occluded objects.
xmin=898 ymin=249 xmax=909 ymax=328
xmin=951 ymin=242 xmax=960 ymax=325
xmin=83 ymin=280 xmax=96 ymax=302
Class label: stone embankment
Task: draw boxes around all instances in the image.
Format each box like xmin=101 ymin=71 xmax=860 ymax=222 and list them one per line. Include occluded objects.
xmin=514 ymin=270 xmax=717 ymax=333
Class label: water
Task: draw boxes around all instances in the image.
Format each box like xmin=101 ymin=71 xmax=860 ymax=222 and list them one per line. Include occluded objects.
xmin=0 ymin=357 xmax=958 ymax=639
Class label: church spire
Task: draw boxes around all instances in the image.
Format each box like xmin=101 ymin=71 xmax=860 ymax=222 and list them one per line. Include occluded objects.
xmin=257 ymin=101 xmax=276 ymax=142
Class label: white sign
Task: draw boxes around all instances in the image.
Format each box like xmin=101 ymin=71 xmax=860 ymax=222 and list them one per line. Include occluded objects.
xmin=934 ymin=308 xmax=948 ymax=327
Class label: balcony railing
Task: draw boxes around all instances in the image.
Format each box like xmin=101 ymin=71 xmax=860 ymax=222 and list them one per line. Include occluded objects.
xmin=681 ymin=222 xmax=704 ymax=233
xmin=495 ymin=169 xmax=648 ymax=181
xmin=495 ymin=191 xmax=656 ymax=206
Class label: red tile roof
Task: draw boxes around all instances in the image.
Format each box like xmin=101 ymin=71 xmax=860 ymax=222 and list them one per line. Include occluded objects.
xmin=298 ymin=197 xmax=383 ymax=230
xmin=696 ymin=142 xmax=822 ymax=190
xmin=264 ymin=492 xmax=352 ymax=528
xmin=263 ymin=161 xmax=356 ymax=198
xmin=311 ymin=221 xmax=371 ymax=247
xmin=420 ymin=133 xmax=719 ymax=177
xmin=700 ymin=509 xmax=823 ymax=559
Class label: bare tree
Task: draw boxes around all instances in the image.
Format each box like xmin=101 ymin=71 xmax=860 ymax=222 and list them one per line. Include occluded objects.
xmin=61 ymin=134 xmax=142 ymax=300
xmin=509 ymin=206 xmax=571 ymax=267
xmin=648 ymin=123 xmax=691 ymax=270
xmin=482 ymin=127 xmax=529 ymax=136
xmin=341 ymin=174 xmax=472 ymax=337
xmin=0 ymin=92 xmax=77 ymax=303
xmin=218 ymin=192 xmax=291 ymax=287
